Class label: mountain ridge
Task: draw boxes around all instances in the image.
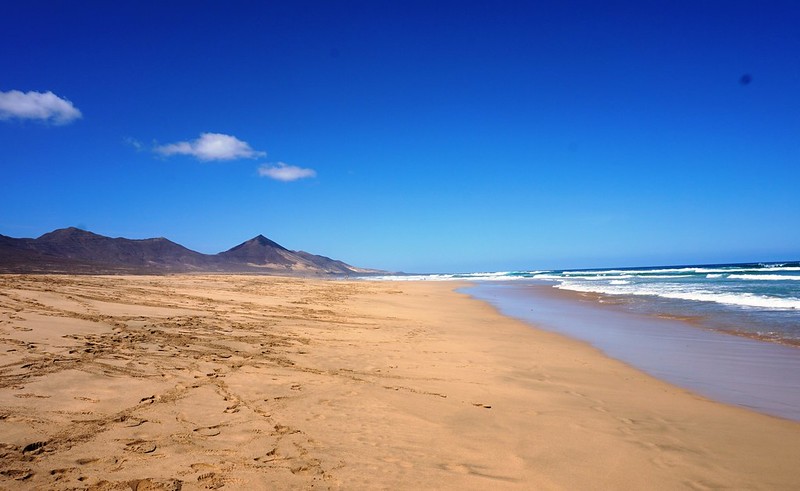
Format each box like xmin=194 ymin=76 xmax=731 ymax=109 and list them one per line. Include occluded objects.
xmin=0 ymin=228 xmax=381 ymax=276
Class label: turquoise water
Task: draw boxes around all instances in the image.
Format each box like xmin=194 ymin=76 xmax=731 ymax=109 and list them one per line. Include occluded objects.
xmin=368 ymin=262 xmax=800 ymax=345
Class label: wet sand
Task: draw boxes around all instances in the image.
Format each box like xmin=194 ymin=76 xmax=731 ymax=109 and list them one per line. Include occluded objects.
xmin=468 ymin=282 xmax=800 ymax=421
xmin=1 ymin=275 xmax=799 ymax=489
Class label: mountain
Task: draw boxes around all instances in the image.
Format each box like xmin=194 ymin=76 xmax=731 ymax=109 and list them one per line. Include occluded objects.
xmin=217 ymin=235 xmax=296 ymax=267
xmin=0 ymin=228 xmax=380 ymax=275
xmin=34 ymin=228 xmax=210 ymax=270
xmin=294 ymin=250 xmax=374 ymax=274
xmin=216 ymin=235 xmax=378 ymax=274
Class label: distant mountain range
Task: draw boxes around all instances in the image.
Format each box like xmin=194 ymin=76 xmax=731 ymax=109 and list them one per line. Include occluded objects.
xmin=0 ymin=227 xmax=382 ymax=275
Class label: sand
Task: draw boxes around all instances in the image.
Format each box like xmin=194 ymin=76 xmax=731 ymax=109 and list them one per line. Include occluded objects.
xmin=0 ymin=275 xmax=798 ymax=490
xmin=469 ymin=283 xmax=800 ymax=421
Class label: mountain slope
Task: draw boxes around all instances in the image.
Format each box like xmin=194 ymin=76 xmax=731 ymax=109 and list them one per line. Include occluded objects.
xmin=0 ymin=228 xmax=378 ymax=275
xmin=217 ymin=235 xmax=296 ymax=267
xmin=216 ymin=235 xmax=373 ymax=274
xmin=30 ymin=228 xmax=211 ymax=271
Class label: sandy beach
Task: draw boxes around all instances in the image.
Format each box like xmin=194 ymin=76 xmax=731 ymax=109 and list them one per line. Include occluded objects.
xmin=1 ymin=275 xmax=799 ymax=490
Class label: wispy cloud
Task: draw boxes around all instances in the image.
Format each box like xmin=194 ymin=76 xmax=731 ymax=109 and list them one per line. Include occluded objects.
xmin=258 ymin=162 xmax=317 ymax=182
xmin=123 ymin=136 xmax=144 ymax=151
xmin=0 ymin=90 xmax=82 ymax=125
xmin=154 ymin=132 xmax=266 ymax=161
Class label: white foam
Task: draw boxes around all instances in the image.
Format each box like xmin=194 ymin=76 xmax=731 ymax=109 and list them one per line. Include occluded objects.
xmin=564 ymin=266 xmax=800 ymax=276
xmin=560 ymin=274 xmax=634 ymax=281
xmin=555 ymin=282 xmax=800 ymax=310
xmin=631 ymin=274 xmax=693 ymax=279
xmin=660 ymin=291 xmax=800 ymax=309
xmin=727 ymin=274 xmax=800 ymax=281
xmin=360 ymin=271 xmax=546 ymax=282
xmin=532 ymin=273 xmax=564 ymax=280
xmin=362 ymin=263 xmax=800 ymax=283
xmin=695 ymin=266 xmax=800 ymax=273
xmin=360 ymin=274 xmax=455 ymax=281
xmin=564 ymin=267 xmax=705 ymax=276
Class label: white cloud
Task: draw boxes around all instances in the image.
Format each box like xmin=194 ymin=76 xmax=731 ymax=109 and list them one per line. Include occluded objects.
xmin=0 ymin=90 xmax=82 ymax=125
xmin=258 ymin=162 xmax=317 ymax=182
xmin=154 ymin=132 xmax=266 ymax=161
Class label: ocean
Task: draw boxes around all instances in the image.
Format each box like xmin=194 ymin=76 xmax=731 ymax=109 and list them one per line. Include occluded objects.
xmin=368 ymin=261 xmax=800 ymax=346
xmin=364 ymin=261 xmax=800 ymax=420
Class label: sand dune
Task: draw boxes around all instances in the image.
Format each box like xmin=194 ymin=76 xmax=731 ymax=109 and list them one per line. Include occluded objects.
xmin=0 ymin=275 xmax=798 ymax=489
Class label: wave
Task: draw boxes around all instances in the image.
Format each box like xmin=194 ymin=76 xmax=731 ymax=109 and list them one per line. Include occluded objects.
xmin=363 ymin=263 xmax=800 ymax=293
xmin=363 ymin=271 xmax=547 ymax=282
xmin=727 ymin=274 xmax=800 ymax=281
xmin=554 ymin=282 xmax=800 ymax=310
xmin=532 ymin=273 xmax=563 ymax=280
xmin=759 ymin=262 xmax=799 ymax=269
xmin=559 ymin=274 xmax=635 ymax=281
xmin=694 ymin=266 xmax=800 ymax=273
xmin=563 ymin=267 xmax=712 ymax=276
xmin=563 ymin=265 xmax=800 ymax=276
xmin=632 ymin=274 xmax=693 ymax=279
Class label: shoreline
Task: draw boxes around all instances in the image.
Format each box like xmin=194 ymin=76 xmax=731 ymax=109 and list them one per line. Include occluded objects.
xmin=509 ymin=279 xmax=800 ymax=349
xmin=467 ymin=281 xmax=800 ymax=422
xmin=552 ymin=284 xmax=800 ymax=349
xmin=545 ymin=281 xmax=800 ymax=348
xmin=1 ymin=275 xmax=799 ymax=489
xmin=367 ymin=263 xmax=800 ymax=348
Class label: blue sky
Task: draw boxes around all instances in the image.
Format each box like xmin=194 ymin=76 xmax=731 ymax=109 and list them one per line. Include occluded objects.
xmin=1 ymin=1 xmax=798 ymax=273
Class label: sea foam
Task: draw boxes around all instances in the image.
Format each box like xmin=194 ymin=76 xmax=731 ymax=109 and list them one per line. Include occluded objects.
xmin=727 ymin=274 xmax=800 ymax=281
xmin=554 ymin=282 xmax=800 ymax=310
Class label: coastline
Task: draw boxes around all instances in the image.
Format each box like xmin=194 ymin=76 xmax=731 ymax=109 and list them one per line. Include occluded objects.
xmin=1 ymin=275 xmax=799 ymax=489
xmin=544 ymin=282 xmax=800 ymax=348
xmin=371 ymin=262 xmax=800 ymax=348
xmin=550 ymin=283 xmax=800 ymax=349
xmin=466 ymin=281 xmax=800 ymax=422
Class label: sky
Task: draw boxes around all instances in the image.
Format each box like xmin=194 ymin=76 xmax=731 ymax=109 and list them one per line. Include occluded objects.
xmin=1 ymin=1 xmax=798 ymax=273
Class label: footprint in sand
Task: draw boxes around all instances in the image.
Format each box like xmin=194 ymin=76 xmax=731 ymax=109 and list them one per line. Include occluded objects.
xmin=49 ymin=467 xmax=79 ymax=482
xmin=0 ymin=468 xmax=34 ymax=481
xmin=254 ymin=448 xmax=278 ymax=463
xmin=123 ymin=418 xmax=147 ymax=428
xmin=74 ymin=396 xmax=99 ymax=403
xmin=127 ymin=478 xmax=183 ymax=490
xmin=197 ymin=472 xmax=225 ymax=489
xmin=194 ymin=425 xmax=221 ymax=437
xmin=139 ymin=395 xmax=156 ymax=404
xmin=125 ymin=440 xmax=157 ymax=453
xmin=273 ymin=424 xmax=300 ymax=436
xmin=22 ymin=441 xmax=47 ymax=454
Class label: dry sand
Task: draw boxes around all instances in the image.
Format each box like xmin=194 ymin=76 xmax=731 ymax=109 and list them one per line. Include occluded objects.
xmin=0 ymin=275 xmax=798 ymax=490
